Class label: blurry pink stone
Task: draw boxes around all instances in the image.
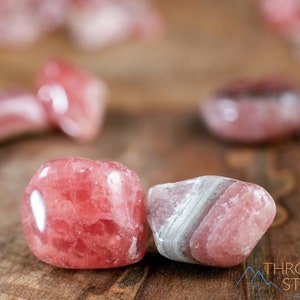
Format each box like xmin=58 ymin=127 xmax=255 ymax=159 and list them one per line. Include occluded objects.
xmin=0 ymin=0 xmax=164 ymax=48
xmin=36 ymin=58 xmax=107 ymax=142
xmin=0 ymin=0 xmax=41 ymax=46
xmin=146 ymin=176 xmax=276 ymax=267
xmin=0 ymin=89 xmax=50 ymax=141
xmin=21 ymin=157 xmax=147 ymax=269
xmin=200 ymin=78 xmax=300 ymax=143
xmin=258 ymin=0 xmax=300 ymax=44
xmin=35 ymin=0 xmax=70 ymax=32
xmin=0 ymin=58 xmax=107 ymax=143
xmin=0 ymin=0 xmax=69 ymax=46
xmin=66 ymin=0 xmax=164 ymax=49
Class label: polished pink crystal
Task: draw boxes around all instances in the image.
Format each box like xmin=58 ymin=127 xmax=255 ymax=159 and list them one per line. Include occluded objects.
xmin=36 ymin=59 xmax=107 ymax=142
xmin=200 ymin=78 xmax=300 ymax=143
xmin=0 ymin=89 xmax=50 ymax=141
xmin=66 ymin=0 xmax=164 ymax=50
xmin=146 ymin=176 xmax=276 ymax=267
xmin=21 ymin=157 xmax=147 ymax=269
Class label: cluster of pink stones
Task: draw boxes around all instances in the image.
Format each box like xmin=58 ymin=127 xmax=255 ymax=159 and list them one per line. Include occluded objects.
xmin=0 ymin=58 xmax=107 ymax=143
xmin=200 ymin=77 xmax=300 ymax=143
xmin=21 ymin=157 xmax=276 ymax=269
xmin=0 ymin=0 xmax=164 ymax=49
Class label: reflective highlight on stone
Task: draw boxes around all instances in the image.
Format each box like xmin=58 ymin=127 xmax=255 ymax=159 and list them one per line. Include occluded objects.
xmin=36 ymin=59 xmax=107 ymax=142
xmin=21 ymin=157 xmax=147 ymax=269
xmin=146 ymin=176 xmax=276 ymax=267
xmin=200 ymin=78 xmax=300 ymax=143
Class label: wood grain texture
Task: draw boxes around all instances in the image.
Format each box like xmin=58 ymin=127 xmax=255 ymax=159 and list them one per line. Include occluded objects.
xmin=1 ymin=0 xmax=300 ymax=299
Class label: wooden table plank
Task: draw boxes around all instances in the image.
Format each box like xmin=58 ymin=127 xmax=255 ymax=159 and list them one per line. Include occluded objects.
xmin=1 ymin=0 xmax=300 ymax=299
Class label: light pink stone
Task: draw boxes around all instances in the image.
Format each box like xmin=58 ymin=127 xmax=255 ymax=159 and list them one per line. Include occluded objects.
xmin=66 ymin=0 xmax=164 ymax=50
xmin=200 ymin=78 xmax=300 ymax=143
xmin=0 ymin=0 xmax=69 ymax=47
xmin=0 ymin=89 xmax=50 ymax=141
xmin=146 ymin=176 xmax=276 ymax=267
xmin=21 ymin=157 xmax=147 ymax=269
xmin=257 ymin=0 xmax=300 ymax=45
xmin=0 ymin=0 xmax=164 ymax=48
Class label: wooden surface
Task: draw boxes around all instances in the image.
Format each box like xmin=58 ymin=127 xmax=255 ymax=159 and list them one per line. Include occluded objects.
xmin=1 ymin=0 xmax=300 ymax=299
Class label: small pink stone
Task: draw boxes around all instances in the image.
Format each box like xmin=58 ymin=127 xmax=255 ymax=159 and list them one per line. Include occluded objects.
xmin=200 ymin=78 xmax=300 ymax=143
xmin=0 ymin=0 xmax=69 ymax=47
xmin=36 ymin=58 xmax=107 ymax=142
xmin=0 ymin=0 xmax=41 ymax=46
xmin=0 ymin=89 xmax=50 ymax=141
xmin=257 ymin=0 xmax=300 ymax=44
xmin=21 ymin=157 xmax=147 ymax=269
xmin=66 ymin=0 xmax=164 ymax=50
xmin=146 ymin=176 xmax=276 ymax=267
xmin=34 ymin=0 xmax=70 ymax=32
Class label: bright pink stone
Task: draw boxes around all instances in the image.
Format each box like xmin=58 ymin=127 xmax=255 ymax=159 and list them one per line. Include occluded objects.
xmin=21 ymin=157 xmax=147 ymax=269
xmin=0 ymin=89 xmax=50 ymax=141
xmin=200 ymin=78 xmax=300 ymax=143
xmin=146 ymin=176 xmax=276 ymax=267
xmin=66 ymin=0 xmax=164 ymax=50
xmin=36 ymin=59 xmax=107 ymax=142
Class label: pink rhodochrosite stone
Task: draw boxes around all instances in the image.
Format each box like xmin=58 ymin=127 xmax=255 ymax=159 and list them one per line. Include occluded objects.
xmin=146 ymin=176 xmax=276 ymax=267
xmin=0 ymin=89 xmax=50 ymax=141
xmin=200 ymin=78 xmax=300 ymax=143
xmin=21 ymin=157 xmax=147 ymax=269
xmin=36 ymin=58 xmax=107 ymax=142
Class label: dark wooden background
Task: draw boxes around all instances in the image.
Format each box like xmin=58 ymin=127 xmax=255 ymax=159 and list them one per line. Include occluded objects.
xmin=1 ymin=0 xmax=300 ymax=299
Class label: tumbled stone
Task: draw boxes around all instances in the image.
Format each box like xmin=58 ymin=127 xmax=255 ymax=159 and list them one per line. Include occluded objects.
xmin=66 ymin=0 xmax=164 ymax=50
xmin=146 ymin=176 xmax=276 ymax=267
xmin=36 ymin=58 xmax=107 ymax=142
xmin=21 ymin=157 xmax=147 ymax=269
xmin=0 ymin=89 xmax=50 ymax=141
xmin=200 ymin=78 xmax=300 ymax=143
